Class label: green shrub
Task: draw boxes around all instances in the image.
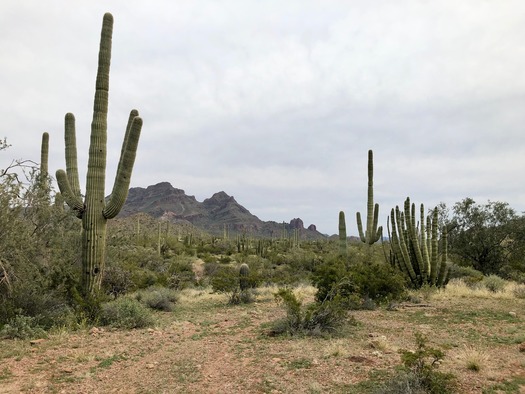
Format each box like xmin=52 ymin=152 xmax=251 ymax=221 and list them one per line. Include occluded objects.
xmin=0 ymin=314 xmax=47 ymax=340
xmin=135 ymin=287 xmax=178 ymax=311
xmin=312 ymin=259 xmax=406 ymax=307
xmin=100 ymin=297 xmax=154 ymax=329
xmin=378 ymin=332 xmax=456 ymax=394
xmin=482 ymin=274 xmax=507 ymax=293
xmin=271 ymin=287 xmax=348 ymax=337
xmin=447 ymin=264 xmax=484 ymax=288
xmin=210 ymin=265 xmax=257 ymax=304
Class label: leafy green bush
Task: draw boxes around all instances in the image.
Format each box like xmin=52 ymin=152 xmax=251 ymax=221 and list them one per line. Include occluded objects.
xmin=271 ymin=287 xmax=348 ymax=337
xmin=134 ymin=287 xmax=178 ymax=311
xmin=100 ymin=297 xmax=154 ymax=329
xmin=0 ymin=314 xmax=47 ymax=340
xmin=312 ymin=259 xmax=406 ymax=307
xmin=482 ymin=274 xmax=507 ymax=293
xmin=210 ymin=265 xmax=257 ymax=304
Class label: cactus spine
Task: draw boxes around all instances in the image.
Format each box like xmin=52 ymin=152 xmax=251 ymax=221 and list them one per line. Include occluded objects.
xmin=356 ymin=150 xmax=382 ymax=244
xmin=388 ymin=197 xmax=449 ymax=288
xmin=338 ymin=211 xmax=347 ymax=257
xmin=56 ymin=13 xmax=142 ymax=295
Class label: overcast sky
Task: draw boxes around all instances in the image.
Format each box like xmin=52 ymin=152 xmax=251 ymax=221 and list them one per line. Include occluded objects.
xmin=1 ymin=1 xmax=525 ymax=235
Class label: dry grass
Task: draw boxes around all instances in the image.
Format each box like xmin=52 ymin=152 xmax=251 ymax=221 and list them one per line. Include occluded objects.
xmin=431 ymin=278 xmax=520 ymax=301
xmin=456 ymin=344 xmax=490 ymax=372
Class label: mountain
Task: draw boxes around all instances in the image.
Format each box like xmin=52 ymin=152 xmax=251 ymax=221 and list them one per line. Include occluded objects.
xmin=118 ymin=182 xmax=326 ymax=239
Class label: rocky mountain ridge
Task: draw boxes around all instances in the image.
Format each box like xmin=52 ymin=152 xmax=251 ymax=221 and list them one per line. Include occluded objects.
xmin=118 ymin=182 xmax=325 ymax=239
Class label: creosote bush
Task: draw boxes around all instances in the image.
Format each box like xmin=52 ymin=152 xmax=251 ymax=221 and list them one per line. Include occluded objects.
xmin=312 ymin=258 xmax=407 ymax=308
xmin=481 ymin=274 xmax=507 ymax=293
xmin=270 ymin=286 xmax=349 ymax=337
xmin=100 ymin=297 xmax=154 ymax=329
xmin=134 ymin=286 xmax=178 ymax=311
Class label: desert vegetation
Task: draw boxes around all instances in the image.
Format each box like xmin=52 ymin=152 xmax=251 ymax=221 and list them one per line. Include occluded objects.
xmin=1 ymin=12 xmax=525 ymax=394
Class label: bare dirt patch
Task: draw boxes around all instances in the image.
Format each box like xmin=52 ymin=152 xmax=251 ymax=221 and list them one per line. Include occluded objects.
xmin=1 ymin=286 xmax=525 ymax=393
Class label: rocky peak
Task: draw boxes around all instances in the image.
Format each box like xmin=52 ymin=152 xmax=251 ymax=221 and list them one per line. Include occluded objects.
xmin=307 ymin=224 xmax=317 ymax=231
xmin=203 ymin=191 xmax=235 ymax=206
xmin=289 ymin=218 xmax=304 ymax=229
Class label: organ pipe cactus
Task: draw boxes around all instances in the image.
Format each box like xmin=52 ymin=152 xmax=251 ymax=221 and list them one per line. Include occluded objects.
xmin=338 ymin=211 xmax=347 ymax=257
xmin=356 ymin=150 xmax=382 ymax=244
xmin=387 ymin=197 xmax=449 ymax=288
xmin=56 ymin=13 xmax=142 ymax=295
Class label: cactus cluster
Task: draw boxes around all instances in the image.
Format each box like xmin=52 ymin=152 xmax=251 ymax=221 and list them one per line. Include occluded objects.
xmin=56 ymin=13 xmax=142 ymax=295
xmin=388 ymin=198 xmax=450 ymax=288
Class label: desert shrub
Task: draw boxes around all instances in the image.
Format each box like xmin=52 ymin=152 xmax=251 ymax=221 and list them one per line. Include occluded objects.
xmin=271 ymin=287 xmax=348 ymax=337
xmin=312 ymin=259 xmax=406 ymax=307
xmin=210 ymin=265 xmax=257 ymax=304
xmin=100 ymin=297 xmax=154 ymax=329
xmin=102 ymin=265 xmax=133 ymax=298
xmin=513 ymin=284 xmax=525 ymax=299
xmin=377 ymin=332 xmax=456 ymax=394
xmin=447 ymin=264 xmax=484 ymax=287
xmin=482 ymin=274 xmax=507 ymax=293
xmin=134 ymin=286 xmax=178 ymax=311
xmin=0 ymin=314 xmax=47 ymax=340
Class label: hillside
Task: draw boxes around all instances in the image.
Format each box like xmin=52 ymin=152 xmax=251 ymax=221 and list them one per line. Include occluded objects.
xmin=118 ymin=182 xmax=325 ymax=239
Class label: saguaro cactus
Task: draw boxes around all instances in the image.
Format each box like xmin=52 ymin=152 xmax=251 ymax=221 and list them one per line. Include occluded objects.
xmin=338 ymin=211 xmax=347 ymax=257
xmin=388 ymin=197 xmax=449 ymax=288
xmin=56 ymin=13 xmax=142 ymax=295
xmin=239 ymin=263 xmax=250 ymax=291
xmin=356 ymin=150 xmax=382 ymax=244
xmin=40 ymin=132 xmax=49 ymax=177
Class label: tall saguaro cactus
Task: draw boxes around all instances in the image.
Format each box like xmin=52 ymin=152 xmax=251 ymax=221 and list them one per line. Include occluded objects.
xmin=356 ymin=150 xmax=382 ymax=244
xmin=338 ymin=211 xmax=347 ymax=257
xmin=56 ymin=13 xmax=143 ymax=295
xmin=40 ymin=132 xmax=49 ymax=177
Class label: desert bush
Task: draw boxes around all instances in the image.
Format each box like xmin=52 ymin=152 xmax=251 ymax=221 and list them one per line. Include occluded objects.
xmin=102 ymin=265 xmax=134 ymax=298
xmin=482 ymin=274 xmax=507 ymax=293
xmin=447 ymin=264 xmax=484 ymax=288
xmin=312 ymin=259 xmax=406 ymax=308
xmin=0 ymin=314 xmax=47 ymax=340
xmin=271 ymin=287 xmax=348 ymax=337
xmin=100 ymin=297 xmax=154 ymax=329
xmin=135 ymin=286 xmax=178 ymax=311
xmin=210 ymin=265 xmax=257 ymax=304
xmin=377 ymin=332 xmax=456 ymax=394
xmin=513 ymin=284 xmax=525 ymax=299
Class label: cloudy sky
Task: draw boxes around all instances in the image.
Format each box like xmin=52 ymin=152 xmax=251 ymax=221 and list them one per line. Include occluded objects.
xmin=1 ymin=1 xmax=525 ymax=235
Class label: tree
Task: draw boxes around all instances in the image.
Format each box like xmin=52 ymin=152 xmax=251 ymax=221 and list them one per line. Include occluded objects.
xmin=447 ymin=198 xmax=518 ymax=275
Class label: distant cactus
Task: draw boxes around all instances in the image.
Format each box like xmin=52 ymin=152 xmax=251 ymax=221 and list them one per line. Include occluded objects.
xmin=338 ymin=211 xmax=347 ymax=257
xmin=356 ymin=150 xmax=382 ymax=244
xmin=55 ymin=13 xmax=142 ymax=295
xmin=239 ymin=263 xmax=250 ymax=291
xmin=388 ymin=198 xmax=450 ymax=288
xmin=40 ymin=132 xmax=49 ymax=177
